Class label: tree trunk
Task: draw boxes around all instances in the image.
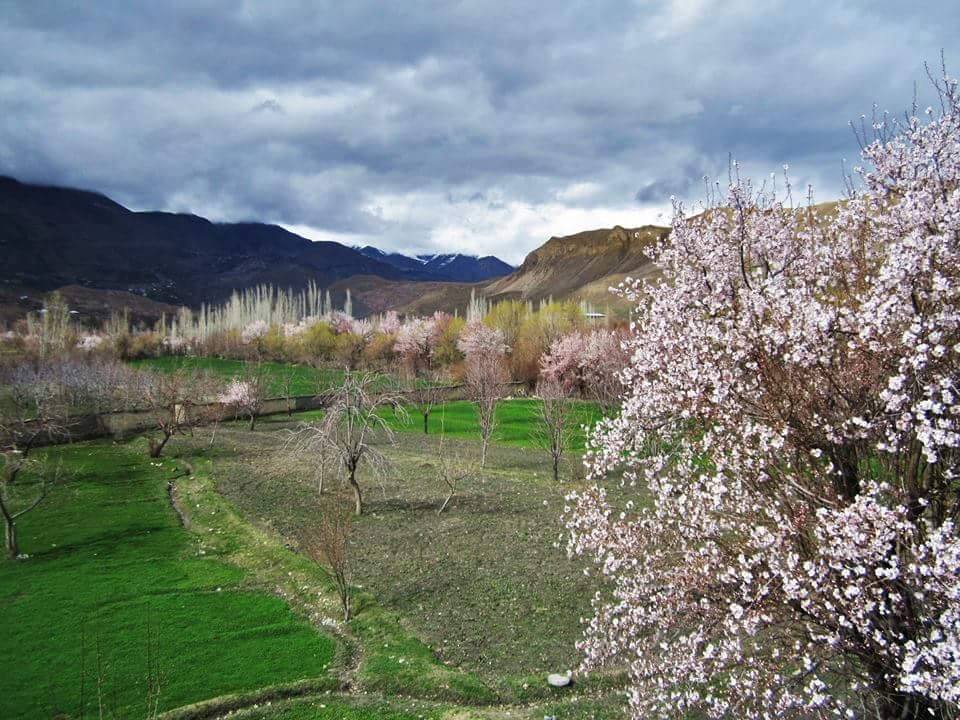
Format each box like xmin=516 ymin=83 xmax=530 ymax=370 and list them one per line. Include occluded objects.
xmin=149 ymin=432 xmax=171 ymax=458
xmin=423 ymin=411 xmax=429 ymax=434
xmin=249 ymin=413 xmax=256 ymax=431
xmin=830 ymin=446 xmax=861 ymax=501
xmin=4 ymin=516 xmax=17 ymax=559
xmin=349 ymin=469 xmax=363 ymax=515
xmin=480 ymin=436 xmax=488 ymax=468
xmin=552 ymin=454 xmax=559 ymax=482
xmin=438 ymin=483 xmax=455 ymax=515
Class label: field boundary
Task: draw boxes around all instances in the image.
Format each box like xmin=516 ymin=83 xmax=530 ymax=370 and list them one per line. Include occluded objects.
xmin=6 ymin=380 xmax=525 ymax=448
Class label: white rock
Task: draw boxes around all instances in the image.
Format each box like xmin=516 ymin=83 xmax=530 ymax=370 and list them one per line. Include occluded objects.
xmin=547 ymin=673 xmax=571 ymax=687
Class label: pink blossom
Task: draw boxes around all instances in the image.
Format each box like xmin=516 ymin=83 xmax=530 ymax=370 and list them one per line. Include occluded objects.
xmin=456 ymin=321 xmax=507 ymax=358
xmin=541 ymin=329 xmax=629 ymax=408
xmin=565 ymin=72 xmax=960 ymax=719
xmin=217 ymin=378 xmax=256 ymax=407
xmin=394 ymin=318 xmax=432 ymax=360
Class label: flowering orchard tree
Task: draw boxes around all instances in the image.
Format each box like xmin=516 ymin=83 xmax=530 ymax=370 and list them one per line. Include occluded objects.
xmin=75 ymin=334 xmax=104 ymax=351
xmin=565 ymin=74 xmax=960 ymax=720
xmin=328 ymin=311 xmax=353 ymax=335
xmin=456 ymin=321 xmax=508 ymax=358
xmin=540 ymin=331 xmax=587 ymax=393
xmin=282 ymin=316 xmax=318 ymax=337
xmin=580 ymin=329 xmax=630 ymax=411
xmin=350 ymin=317 xmax=374 ymax=338
xmin=458 ymin=322 xmax=509 ymax=467
xmin=394 ymin=318 xmax=433 ymax=373
xmin=163 ymin=334 xmax=189 ymax=354
xmin=541 ymin=329 xmax=629 ymax=411
xmin=217 ymin=376 xmax=264 ymax=431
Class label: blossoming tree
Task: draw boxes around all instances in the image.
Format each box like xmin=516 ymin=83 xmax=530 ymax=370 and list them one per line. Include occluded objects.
xmin=217 ymin=374 xmax=265 ymax=431
xmin=458 ymin=322 xmax=509 ymax=467
xmin=394 ymin=317 xmax=433 ymax=375
xmin=541 ymin=328 xmax=629 ymax=412
xmin=565 ymin=71 xmax=960 ymax=719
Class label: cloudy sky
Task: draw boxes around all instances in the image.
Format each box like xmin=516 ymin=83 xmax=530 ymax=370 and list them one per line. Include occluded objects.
xmin=0 ymin=2 xmax=955 ymax=263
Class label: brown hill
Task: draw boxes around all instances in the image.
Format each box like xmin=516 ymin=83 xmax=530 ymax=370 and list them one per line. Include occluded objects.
xmin=328 ymin=225 xmax=668 ymax=317
xmin=485 ymin=225 xmax=667 ymax=305
xmin=327 ymin=275 xmax=484 ymax=318
xmin=0 ymin=284 xmax=180 ymax=328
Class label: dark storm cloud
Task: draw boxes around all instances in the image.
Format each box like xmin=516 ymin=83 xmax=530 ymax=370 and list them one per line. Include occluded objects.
xmin=0 ymin=0 xmax=957 ymax=262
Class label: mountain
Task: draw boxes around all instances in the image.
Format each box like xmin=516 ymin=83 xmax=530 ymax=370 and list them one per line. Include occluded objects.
xmin=356 ymin=246 xmax=513 ymax=282
xmin=0 ymin=175 xmax=515 ymax=321
xmin=0 ymin=175 xmax=413 ymax=309
xmin=485 ymin=225 xmax=667 ymax=305
xmin=0 ymin=175 xmax=657 ymax=323
xmin=334 ymin=226 xmax=668 ymax=318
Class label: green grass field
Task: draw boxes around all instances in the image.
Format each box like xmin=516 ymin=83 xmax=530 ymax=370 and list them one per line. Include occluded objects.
xmin=130 ymin=356 xmax=346 ymax=397
xmin=1 ymin=360 xmax=630 ymax=718
xmin=380 ymin=398 xmax=605 ymax=451
xmin=0 ymin=442 xmax=335 ymax=720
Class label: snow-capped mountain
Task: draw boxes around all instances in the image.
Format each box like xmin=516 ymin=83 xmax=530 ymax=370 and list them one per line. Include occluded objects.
xmin=356 ymin=247 xmax=513 ymax=282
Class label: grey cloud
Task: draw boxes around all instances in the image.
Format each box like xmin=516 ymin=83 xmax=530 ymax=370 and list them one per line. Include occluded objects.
xmin=0 ymin=1 xmax=957 ymax=262
xmin=250 ymin=99 xmax=284 ymax=114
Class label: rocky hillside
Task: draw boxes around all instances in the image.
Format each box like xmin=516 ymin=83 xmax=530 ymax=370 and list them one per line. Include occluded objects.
xmin=485 ymin=225 xmax=667 ymax=305
xmin=341 ymin=225 xmax=668 ymax=317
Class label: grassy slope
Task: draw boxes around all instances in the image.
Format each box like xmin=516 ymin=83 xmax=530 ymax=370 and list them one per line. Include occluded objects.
xmin=0 ymin=442 xmax=335 ymax=720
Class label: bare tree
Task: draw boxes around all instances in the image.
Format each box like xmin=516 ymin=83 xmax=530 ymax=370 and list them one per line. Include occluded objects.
xmin=434 ymin=433 xmax=474 ymax=514
xmin=0 ymin=376 xmax=67 ymax=558
xmin=402 ymin=371 xmax=446 ymax=434
xmin=303 ymin=502 xmax=352 ymax=620
xmin=463 ymin=353 xmax=508 ymax=468
xmin=288 ymin=372 xmax=403 ymax=515
xmin=534 ymin=377 xmax=573 ymax=482
xmin=140 ymin=369 xmax=217 ymax=458
xmin=280 ymin=367 xmax=297 ymax=416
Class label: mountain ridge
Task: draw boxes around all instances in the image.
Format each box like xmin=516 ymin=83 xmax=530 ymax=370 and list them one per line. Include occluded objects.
xmin=356 ymin=245 xmax=514 ymax=282
xmin=0 ymin=175 xmax=674 ymax=323
xmin=0 ymin=176 xmax=513 ymax=314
